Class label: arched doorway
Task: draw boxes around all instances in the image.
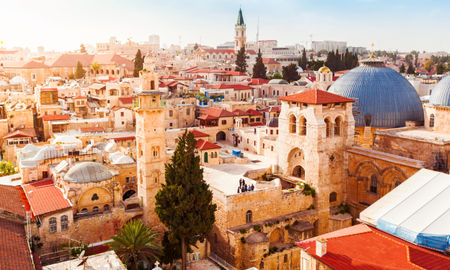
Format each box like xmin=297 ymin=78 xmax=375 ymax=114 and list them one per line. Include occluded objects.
xmin=216 ymin=131 xmax=226 ymax=141
xmin=123 ymin=190 xmax=136 ymax=201
xmin=292 ymin=165 xmax=305 ymax=179
xmin=269 ymin=228 xmax=284 ymax=247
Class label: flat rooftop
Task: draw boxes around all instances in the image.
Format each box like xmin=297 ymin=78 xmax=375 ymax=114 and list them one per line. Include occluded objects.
xmin=375 ymin=127 xmax=450 ymax=145
xmin=203 ymin=143 xmax=278 ymax=195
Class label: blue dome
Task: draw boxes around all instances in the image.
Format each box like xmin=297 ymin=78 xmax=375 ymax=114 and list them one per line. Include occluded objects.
xmin=329 ymin=60 xmax=423 ymax=127
xmin=429 ymin=75 xmax=450 ymax=107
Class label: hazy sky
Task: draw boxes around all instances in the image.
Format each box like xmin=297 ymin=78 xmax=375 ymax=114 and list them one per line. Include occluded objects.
xmin=1 ymin=0 xmax=449 ymax=52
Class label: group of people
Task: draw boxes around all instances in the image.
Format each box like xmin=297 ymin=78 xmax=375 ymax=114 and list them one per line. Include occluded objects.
xmin=237 ymin=178 xmax=255 ymax=193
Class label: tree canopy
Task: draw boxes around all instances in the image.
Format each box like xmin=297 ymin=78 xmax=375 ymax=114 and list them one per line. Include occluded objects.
xmin=282 ymin=63 xmax=300 ymax=82
xmin=399 ymin=63 xmax=406 ymax=73
xmin=252 ymin=49 xmax=267 ymax=79
xmin=325 ymin=49 xmax=358 ymax=73
xmin=133 ymin=49 xmax=145 ymax=77
xmin=407 ymin=64 xmax=415 ymax=75
xmin=0 ymin=161 xmax=16 ymax=176
xmin=235 ymin=47 xmax=247 ymax=73
xmin=155 ymin=131 xmax=217 ymax=270
xmin=108 ymin=219 xmax=161 ymax=270
xmin=74 ymin=61 xmax=86 ymax=79
xmin=270 ymin=71 xmax=283 ymax=80
xmin=298 ymin=48 xmax=308 ymax=70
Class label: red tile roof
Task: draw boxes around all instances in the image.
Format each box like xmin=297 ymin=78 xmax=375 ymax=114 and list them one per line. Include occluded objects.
xmin=211 ymin=84 xmax=252 ymax=91
xmin=0 ymin=218 xmax=34 ymax=270
xmin=198 ymin=107 xmax=234 ymax=118
xmin=112 ymin=136 xmax=135 ymax=141
xmin=204 ymin=49 xmax=235 ymax=54
xmin=196 ymin=139 xmax=221 ymax=150
xmin=250 ymin=78 xmax=270 ymax=85
xmin=119 ymin=97 xmax=133 ymax=104
xmin=22 ymin=61 xmax=48 ymax=69
xmin=225 ymin=71 xmax=247 ymax=76
xmin=246 ymin=109 xmax=262 ymax=116
xmin=297 ymin=224 xmax=450 ymax=270
xmin=22 ymin=179 xmax=71 ymax=216
xmin=74 ymin=95 xmax=87 ymax=99
xmin=262 ymin=58 xmax=280 ymax=65
xmin=42 ymin=114 xmax=70 ymax=121
xmin=0 ymin=185 xmax=27 ymax=217
xmin=279 ymin=89 xmax=354 ymax=104
xmin=180 ymin=129 xmax=210 ymax=138
xmin=233 ymin=109 xmax=248 ymax=116
xmin=198 ymin=114 xmax=218 ymax=120
xmin=3 ymin=128 xmax=36 ymax=139
xmin=249 ymin=122 xmax=264 ymax=126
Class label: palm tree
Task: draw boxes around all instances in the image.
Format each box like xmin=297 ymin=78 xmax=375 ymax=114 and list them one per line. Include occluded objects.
xmin=108 ymin=219 xmax=162 ymax=270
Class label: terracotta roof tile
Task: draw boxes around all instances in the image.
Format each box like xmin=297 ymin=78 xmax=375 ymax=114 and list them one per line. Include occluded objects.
xmin=262 ymin=58 xmax=280 ymax=65
xmin=211 ymin=84 xmax=252 ymax=91
xmin=112 ymin=136 xmax=135 ymax=141
xmin=42 ymin=114 xmax=70 ymax=121
xmin=233 ymin=109 xmax=248 ymax=116
xmin=0 ymin=218 xmax=34 ymax=270
xmin=119 ymin=97 xmax=133 ymax=104
xmin=196 ymin=139 xmax=221 ymax=150
xmin=279 ymin=89 xmax=355 ymax=104
xmin=22 ymin=61 xmax=48 ymax=69
xmin=0 ymin=185 xmax=27 ymax=217
xmin=198 ymin=107 xmax=234 ymax=118
xmin=22 ymin=179 xmax=71 ymax=216
xmin=297 ymin=224 xmax=450 ymax=270
xmin=246 ymin=109 xmax=262 ymax=116
xmin=250 ymin=78 xmax=270 ymax=85
xmin=180 ymin=129 xmax=210 ymax=138
xmin=3 ymin=128 xmax=36 ymax=139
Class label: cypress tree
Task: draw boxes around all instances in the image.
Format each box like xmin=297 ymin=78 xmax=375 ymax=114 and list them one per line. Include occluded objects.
xmin=252 ymin=49 xmax=267 ymax=79
xmin=133 ymin=49 xmax=144 ymax=77
xmin=407 ymin=64 xmax=415 ymax=74
xmin=235 ymin=47 xmax=247 ymax=72
xmin=74 ymin=61 xmax=86 ymax=79
xmin=399 ymin=63 xmax=406 ymax=73
xmin=299 ymin=48 xmax=308 ymax=70
xmin=155 ymin=131 xmax=217 ymax=270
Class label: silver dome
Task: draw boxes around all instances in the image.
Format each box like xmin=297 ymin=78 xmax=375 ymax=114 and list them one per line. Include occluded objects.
xmin=429 ymin=75 xmax=450 ymax=107
xmin=64 ymin=162 xmax=113 ymax=183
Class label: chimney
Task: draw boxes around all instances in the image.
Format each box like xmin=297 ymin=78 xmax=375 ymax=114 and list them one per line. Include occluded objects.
xmin=316 ymin=237 xmax=327 ymax=257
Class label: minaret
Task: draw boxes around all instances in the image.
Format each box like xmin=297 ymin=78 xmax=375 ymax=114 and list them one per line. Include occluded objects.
xmin=135 ymin=57 xmax=165 ymax=227
xmin=234 ymin=8 xmax=246 ymax=51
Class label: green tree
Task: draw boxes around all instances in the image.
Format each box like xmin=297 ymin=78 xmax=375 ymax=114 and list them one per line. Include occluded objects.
xmin=133 ymin=49 xmax=145 ymax=77
xmin=155 ymin=131 xmax=217 ymax=270
xmin=235 ymin=47 xmax=247 ymax=72
xmin=160 ymin=231 xmax=182 ymax=269
xmin=91 ymin=61 xmax=100 ymax=75
xmin=307 ymin=60 xmax=325 ymax=70
xmin=424 ymin=59 xmax=434 ymax=72
xmin=282 ymin=63 xmax=300 ymax=82
xmin=252 ymin=49 xmax=267 ymax=79
xmin=80 ymin=44 xmax=87 ymax=53
xmin=108 ymin=219 xmax=161 ymax=270
xmin=407 ymin=64 xmax=415 ymax=75
xmin=436 ymin=63 xmax=445 ymax=75
xmin=270 ymin=71 xmax=283 ymax=80
xmin=298 ymin=48 xmax=308 ymax=70
xmin=399 ymin=63 xmax=406 ymax=73
xmin=74 ymin=61 xmax=86 ymax=79
xmin=0 ymin=161 xmax=16 ymax=176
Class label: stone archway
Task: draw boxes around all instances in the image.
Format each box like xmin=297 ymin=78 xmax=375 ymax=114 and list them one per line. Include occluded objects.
xmin=216 ymin=131 xmax=226 ymax=141
xmin=122 ymin=189 xmax=136 ymax=201
xmin=269 ymin=228 xmax=284 ymax=247
xmin=286 ymin=147 xmax=305 ymax=177
xmin=292 ymin=165 xmax=305 ymax=179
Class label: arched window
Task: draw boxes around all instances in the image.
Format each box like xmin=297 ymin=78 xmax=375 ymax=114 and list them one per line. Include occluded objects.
xmin=93 ymin=206 xmax=99 ymax=212
xmin=299 ymin=116 xmax=307 ymax=135
xmin=329 ymin=192 xmax=337 ymax=203
xmin=81 ymin=208 xmax=88 ymax=213
xmin=334 ymin=117 xmax=342 ymax=136
xmin=49 ymin=217 xmax=57 ymax=233
xmin=204 ymin=152 xmax=208 ymax=163
xmin=61 ymin=215 xmax=68 ymax=231
xmin=104 ymin=204 xmax=110 ymax=211
xmin=370 ymin=174 xmax=378 ymax=194
xmin=289 ymin=115 xmax=297 ymax=134
xmin=429 ymin=114 xmax=435 ymax=128
xmin=246 ymin=210 xmax=252 ymax=224
xmin=91 ymin=193 xmax=99 ymax=201
xmin=151 ymin=80 xmax=155 ymax=90
xmin=325 ymin=118 xmax=331 ymax=137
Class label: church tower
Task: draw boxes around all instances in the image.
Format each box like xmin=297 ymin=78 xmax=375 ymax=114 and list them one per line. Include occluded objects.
xmin=277 ymin=90 xmax=355 ymax=234
xmin=136 ymin=56 xmax=165 ymax=228
xmin=235 ymin=8 xmax=246 ymax=51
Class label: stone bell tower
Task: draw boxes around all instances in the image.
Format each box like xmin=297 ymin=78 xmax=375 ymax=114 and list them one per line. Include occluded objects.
xmin=140 ymin=52 xmax=159 ymax=91
xmin=277 ymin=89 xmax=355 ymax=234
xmin=234 ymin=8 xmax=246 ymax=52
xmin=135 ymin=61 xmax=165 ymax=227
